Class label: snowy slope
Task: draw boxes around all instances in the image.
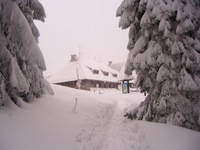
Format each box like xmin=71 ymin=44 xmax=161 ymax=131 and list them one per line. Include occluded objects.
xmin=0 ymin=84 xmax=200 ymax=150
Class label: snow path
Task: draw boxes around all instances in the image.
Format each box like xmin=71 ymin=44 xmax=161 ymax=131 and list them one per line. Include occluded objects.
xmin=76 ymin=95 xmax=151 ymax=150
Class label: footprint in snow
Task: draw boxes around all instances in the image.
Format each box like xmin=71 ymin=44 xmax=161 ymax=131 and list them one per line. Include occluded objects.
xmin=76 ymin=99 xmax=151 ymax=150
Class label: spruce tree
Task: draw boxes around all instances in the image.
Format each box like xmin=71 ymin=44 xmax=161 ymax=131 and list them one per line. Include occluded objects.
xmin=117 ymin=0 xmax=200 ymax=131
xmin=0 ymin=0 xmax=53 ymax=107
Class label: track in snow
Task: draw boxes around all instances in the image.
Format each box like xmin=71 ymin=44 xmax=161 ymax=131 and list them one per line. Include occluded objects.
xmin=76 ymin=95 xmax=151 ymax=150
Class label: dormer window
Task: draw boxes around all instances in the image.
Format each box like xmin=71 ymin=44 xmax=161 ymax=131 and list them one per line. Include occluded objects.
xmin=101 ymin=70 xmax=109 ymax=76
xmin=93 ymin=69 xmax=99 ymax=74
xmin=87 ymin=67 xmax=99 ymax=74
xmin=112 ymin=73 xmax=117 ymax=77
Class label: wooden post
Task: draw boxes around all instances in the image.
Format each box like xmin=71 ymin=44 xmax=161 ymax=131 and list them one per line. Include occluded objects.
xmin=73 ymin=97 xmax=78 ymax=111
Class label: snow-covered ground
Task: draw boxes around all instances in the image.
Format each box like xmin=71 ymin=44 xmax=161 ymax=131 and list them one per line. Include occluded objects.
xmin=0 ymin=84 xmax=200 ymax=150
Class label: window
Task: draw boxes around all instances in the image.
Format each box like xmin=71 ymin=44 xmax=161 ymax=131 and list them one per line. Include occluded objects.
xmin=101 ymin=70 xmax=109 ymax=76
xmin=87 ymin=67 xmax=99 ymax=74
xmin=93 ymin=69 xmax=99 ymax=74
xmin=112 ymin=73 xmax=117 ymax=77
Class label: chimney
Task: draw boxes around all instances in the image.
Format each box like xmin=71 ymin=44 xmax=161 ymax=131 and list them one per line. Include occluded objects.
xmin=108 ymin=61 xmax=112 ymax=66
xmin=70 ymin=54 xmax=79 ymax=62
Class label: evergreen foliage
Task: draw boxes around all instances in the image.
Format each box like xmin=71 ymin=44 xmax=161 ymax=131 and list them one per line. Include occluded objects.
xmin=0 ymin=0 xmax=53 ymax=107
xmin=117 ymin=0 xmax=200 ymax=131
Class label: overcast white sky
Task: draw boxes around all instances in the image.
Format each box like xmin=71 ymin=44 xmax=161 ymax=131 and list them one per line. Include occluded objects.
xmin=35 ymin=0 xmax=129 ymax=75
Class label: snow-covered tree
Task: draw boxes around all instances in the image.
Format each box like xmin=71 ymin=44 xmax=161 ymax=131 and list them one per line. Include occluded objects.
xmin=0 ymin=0 xmax=53 ymax=107
xmin=117 ymin=0 xmax=200 ymax=131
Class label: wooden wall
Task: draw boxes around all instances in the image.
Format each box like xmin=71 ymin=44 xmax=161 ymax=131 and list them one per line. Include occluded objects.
xmin=55 ymin=79 xmax=119 ymax=90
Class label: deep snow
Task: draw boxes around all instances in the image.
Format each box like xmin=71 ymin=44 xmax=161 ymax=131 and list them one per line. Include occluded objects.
xmin=0 ymin=84 xmax=200 ymax=150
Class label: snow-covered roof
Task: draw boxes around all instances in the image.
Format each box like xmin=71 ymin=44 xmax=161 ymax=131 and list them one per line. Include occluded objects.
xmin=47 ymin=58 xmax=119 ymax=84
xmin=109 ymin=62 xmax=124 ymax=72
xmin=118 ymin=65 xmax=136 ymax=82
